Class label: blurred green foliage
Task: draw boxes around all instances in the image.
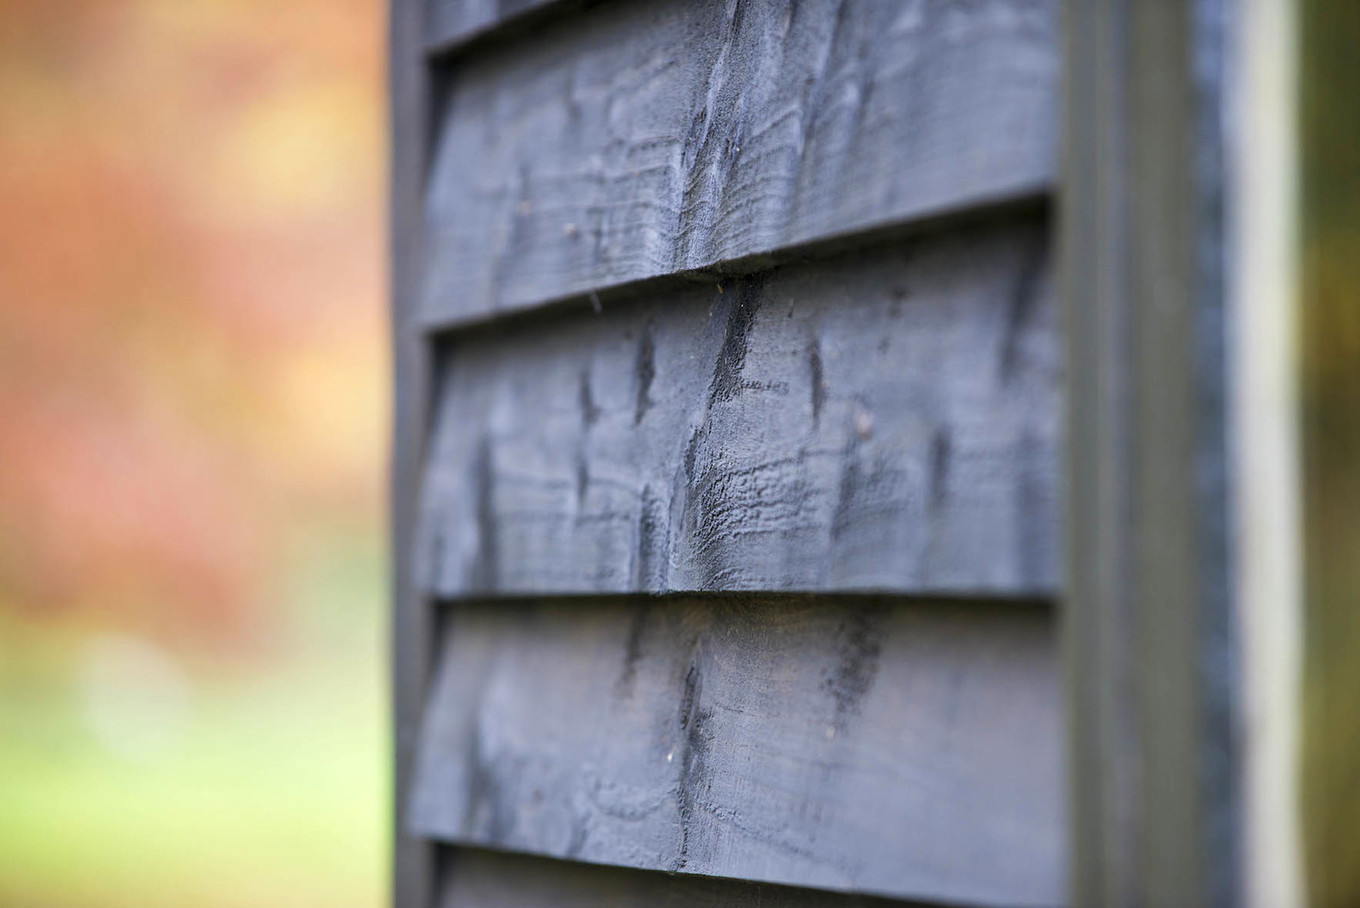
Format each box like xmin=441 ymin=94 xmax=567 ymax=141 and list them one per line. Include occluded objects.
xmin=1300 ymin=2 xmax=1360 ymax=905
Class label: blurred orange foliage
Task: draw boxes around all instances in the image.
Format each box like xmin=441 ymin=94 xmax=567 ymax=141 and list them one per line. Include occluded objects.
xmin=0 ymin=0 xmax=385 ymax=649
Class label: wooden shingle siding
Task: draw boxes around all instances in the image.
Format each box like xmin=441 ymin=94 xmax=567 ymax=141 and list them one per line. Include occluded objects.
xmin=424 ymin=0 xmax=566 ymax=51
xmin=439 ymin=847 xmax=920 ymax=908
xmin=395 ymin=1 xmax=1068 ymax=906
xmin=413 ymin=596 xmax=1063 ymax=906
xmin=418 ymin=0 xmax=1057 ymax=328
xmin=418 ymin=217 xmax=1059 ymax=598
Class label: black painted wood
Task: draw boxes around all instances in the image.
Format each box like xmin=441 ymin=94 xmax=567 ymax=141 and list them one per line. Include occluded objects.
xmin=419 ymin=0 xmax=1058 ymax=328
xmin=392 ymin=0 xmax=438 ymax=906
xmin=417 ymin=218 xmax=1059 ymax=599
xmin=425 ymin=0 xmax=568 ymax=51
xmin=438 ymin=847 xmax=929 ymax=908
xmin=401 ymin=3 xmax=1070 ymax=907
xmin=412 ymin=596 xmax=1064 ymax=906
xmin=1062 ymin=2 xmax=1239 ymax=905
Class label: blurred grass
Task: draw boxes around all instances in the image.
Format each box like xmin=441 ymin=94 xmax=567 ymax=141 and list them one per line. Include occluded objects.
xmin=0 ymin=531 xmax=386 ymax=908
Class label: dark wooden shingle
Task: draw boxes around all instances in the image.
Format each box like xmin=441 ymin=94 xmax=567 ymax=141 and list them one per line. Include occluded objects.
xmin=417 ymin=218 xmax=1059 ymax=598
xmin=425 ymin=0 xmax=566 ymax=51
xmin=419 ymin=0 xmax=1058 ymax=327
xmin=439 ymin=847 xmax=930 ymax=908
xmin=412 ymin=596 xmax=1064 ymax=906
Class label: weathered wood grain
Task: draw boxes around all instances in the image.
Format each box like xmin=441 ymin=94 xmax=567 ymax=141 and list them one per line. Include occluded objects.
xmin=438 ymin=846 xmax=924 ymax=908
xmin=416 ymin=219 xmax=1059 ymax=598
xmin=410 ymin=595 xmax=1064 ymax=906
xmin=425 ymin=0 xmax=567 ymax=51
xmin=419 ymin=0 xmax=1058 ymax=327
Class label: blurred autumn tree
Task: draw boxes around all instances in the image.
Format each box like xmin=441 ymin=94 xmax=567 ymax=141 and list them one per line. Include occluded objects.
xmin=0 ymin=1 xmax=387 ymax=905
xmin=0 ymin=0 xmax=385 ymax=649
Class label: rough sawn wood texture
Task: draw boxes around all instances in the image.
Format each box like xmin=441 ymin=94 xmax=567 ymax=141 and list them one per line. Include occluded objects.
xmin=424 ymin=0 xmax=565 ymax=49
xmin=412 ymin=596 xmax=1064 ymax=906
xmin=438 ymin=847 xmax=927 ymax=907
xmin=416 ymin=218 xmax=1059 ymax=599
xmin=419 ymin=0 xmax=1058 ymax=327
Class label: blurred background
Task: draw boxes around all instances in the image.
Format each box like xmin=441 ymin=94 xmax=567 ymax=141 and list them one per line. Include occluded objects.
xmin=0 ymin=1 xmax=387 ymax=906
